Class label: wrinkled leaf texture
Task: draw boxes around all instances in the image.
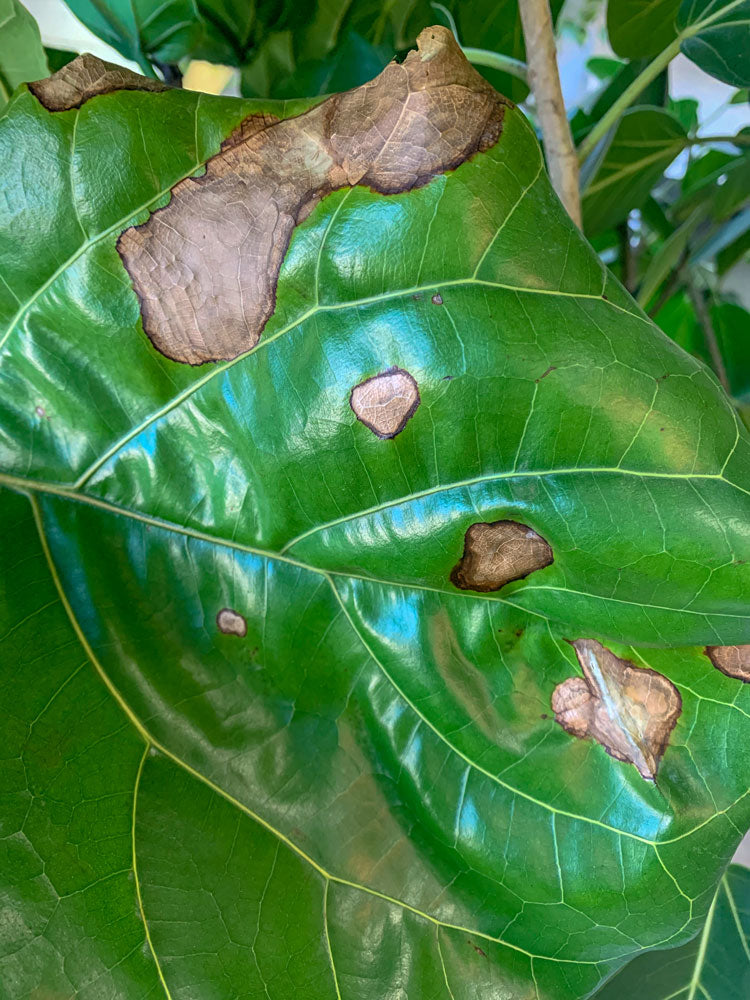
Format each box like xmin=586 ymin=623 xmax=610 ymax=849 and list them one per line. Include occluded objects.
xmin=1 ymin=48 xmax=750 ymax=1000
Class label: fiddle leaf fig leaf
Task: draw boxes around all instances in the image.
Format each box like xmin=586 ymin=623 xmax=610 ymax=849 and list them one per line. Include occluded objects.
xmin=594 ymin=865 xmax=750 ymax=999
xmin=2 ymin=28 xmax=750 ymax=1000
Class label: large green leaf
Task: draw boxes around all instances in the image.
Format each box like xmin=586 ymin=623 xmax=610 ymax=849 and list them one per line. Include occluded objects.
xmin=0 ymin=0 xmax=47 ymax=104
xmin=582 ymin=108 xmax=689 ymax=235
xmin=2 ymin=32 xmax=750 ymax=999
xmin=594 ymin=864 xmax=750 ymax=998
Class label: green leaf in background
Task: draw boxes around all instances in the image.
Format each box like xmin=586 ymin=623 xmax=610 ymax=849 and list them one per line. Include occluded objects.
xmin=0 ymin=0 xmax=48 ymax=104
xmin=607 ymin=0 xmax=681 ymax=60
xmin=582 ymin=108 xmax=688 ymax=234
xmin=593 ymin=864 xmax=750 ymax=999
xmin=571 ymin=59 xmax=669 ymax=144
xmin=678 ymin=0 xmax=750 ymax=89
xmin=62 ymin=0 xmax=303 ymax=70
xmin=656 ymin=292 xmax=750 ymax=403
xmin=3 ymin=29 xmax=750 ymax=1000
xmin=608 ymin=1 xmax=750 ymax=88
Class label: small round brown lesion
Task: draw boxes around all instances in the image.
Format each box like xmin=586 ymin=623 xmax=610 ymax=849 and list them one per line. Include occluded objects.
xmin=216 ymin=607 xmax=247 ymax=637
xmin=350 ymin=367 xmax=421 ymax=439
xmin=450 ymin=520 xmax=553 ymax=592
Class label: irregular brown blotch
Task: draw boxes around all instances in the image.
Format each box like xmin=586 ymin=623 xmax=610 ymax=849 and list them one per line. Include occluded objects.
xmin=350 ymin=368 xmax=420 ymax=439
xmin=29 ymin=53 xmax=168 ymax=111
xmin=431 ymin=293 xmax=444 ymax=305
xmin=216 ymin=608 xmax=247 ymax=637
xmin=116 ymin=26 xmax=509 ymax=365
xmin=451 ymin=520 xmax=553 ymax=592
xmin=705 ymin=645 xmax=750 ymax=682
xmin=552 ymin=639 xmax=682 ymax=781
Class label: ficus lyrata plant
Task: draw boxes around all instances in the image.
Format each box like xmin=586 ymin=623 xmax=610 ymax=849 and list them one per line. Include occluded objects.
xmin=2 ymin=1 xmax=750 ymax=998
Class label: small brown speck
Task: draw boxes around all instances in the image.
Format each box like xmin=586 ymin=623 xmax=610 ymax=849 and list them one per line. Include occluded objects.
xmin=217 ymin=607 xmax=247 ymax=637
xmin=431 ymin=293 xmax=444 ymax=305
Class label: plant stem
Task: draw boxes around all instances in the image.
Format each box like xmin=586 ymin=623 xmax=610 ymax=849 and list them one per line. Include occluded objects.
xmin=687 ymin=281 xmax=731 ymax=394
xmin=462 ymin=48 xmax=529 ymax=83
xmin=577 ymin=37 xmax=681 ymax=163
xmin=518 ymin=0 xmax=581 ymax=227
xmin=688 ymin=134 xmax=750 ymax=146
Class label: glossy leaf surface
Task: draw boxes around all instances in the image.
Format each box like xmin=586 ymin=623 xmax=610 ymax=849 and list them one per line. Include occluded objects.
xmin=594 ymin=864 xmax=750 ymax=999
xmin=2 ymin=44 xmax=750 ymax=1000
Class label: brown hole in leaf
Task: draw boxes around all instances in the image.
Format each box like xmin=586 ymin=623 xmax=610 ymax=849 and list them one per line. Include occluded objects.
xmin=29 ymin=54 xmax=168 ymax=111
xmin=116 ymin=26 xmax=508 ymax=365
xmin=216 ymin=608 xmax=247 ymax=637
xmin=450 ymin=520 xmax=553 ymax=592
xmin=350 ymin=367 xmax=420 ymax=439
xmin=705 ymin=644 xmax=750 ymax=682
xmin=552 ymin=639 xmax=681 ymax=781
xmin=431 ymin=293 xmax=444 ymax=305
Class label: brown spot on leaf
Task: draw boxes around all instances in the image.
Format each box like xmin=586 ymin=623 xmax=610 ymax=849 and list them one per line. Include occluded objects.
xmin=535 ymin=365 xmax=557 ymax=382
xmin=705 ymin=645 xmax=750 ymax=682
xmin=350 ymin=367 xmax=420 ymax=438
xmin=552 ymin=639 xmax=681 ymax=781
xmin=29 ymin=53 xmax=168 ymax=111
xmin=451 ymin=520 xmax=553 ymax=592
xmin=117 ymin=26 xmax=508 ymax=365
xmin=216 ymin=608 xmax=247 ymax=637
xmin=467 ymin=939 xmax=488 ymax=958
xmin=431 ymin=293 xmax=444 ymax=305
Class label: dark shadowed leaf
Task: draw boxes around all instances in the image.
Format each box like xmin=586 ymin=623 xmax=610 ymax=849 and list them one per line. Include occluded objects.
xmin=656 ymin=292 xmax=750 ymax=403
xmin=607 ymin=0 xmax=681 ymax=59
xmin=593 ymin=865 xmax=750 ymax=998
xmin=678 ymin=0 xmax=750 ymax=88
xmin=2 ymin=31 xmax=750 ymax=999
xmin=582 ymin=108 xmax=688 ymax=234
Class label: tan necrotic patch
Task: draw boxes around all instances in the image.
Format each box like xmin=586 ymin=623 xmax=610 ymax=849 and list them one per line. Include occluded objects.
xmin=705 ymin=644 xmax=750 ymax=682
xmin=29 ymin=53 xmax=168 ymax=111
xmin=350 ymin=368 xmax=420 ymax=438
xmin=216 ymin=608 xmax=247 ymax=637
xmin=552 ymin=639 xmax=682 ymax=781
xmin=116 ymin=26 xmax=508 ymax=365
xmin=451 ymin=521 xmax=553 ymax=592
